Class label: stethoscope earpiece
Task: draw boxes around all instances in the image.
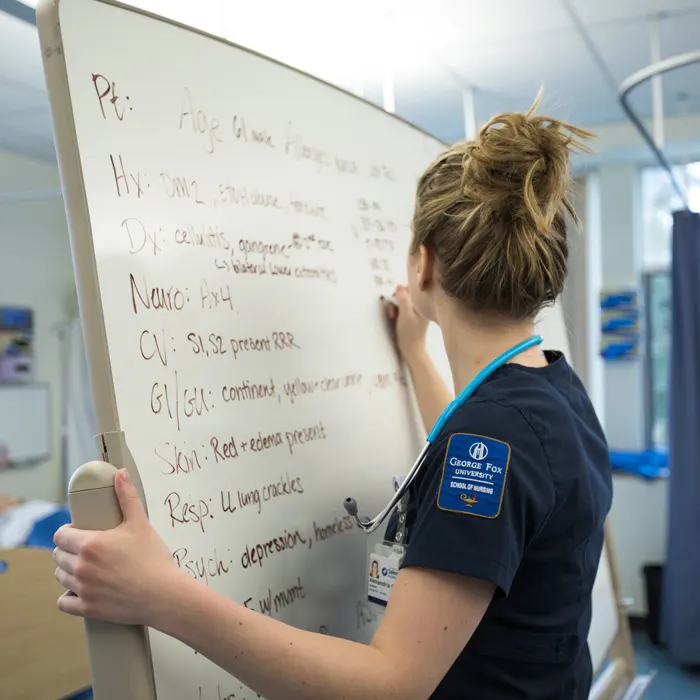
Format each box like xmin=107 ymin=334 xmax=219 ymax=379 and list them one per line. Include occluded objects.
xmin=343 ymin=497 xmax=358 ymax=517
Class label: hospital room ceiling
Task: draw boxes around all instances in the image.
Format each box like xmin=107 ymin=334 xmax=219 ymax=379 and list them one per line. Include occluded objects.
xmin=1 ymin=0 xmax=699 ymax=161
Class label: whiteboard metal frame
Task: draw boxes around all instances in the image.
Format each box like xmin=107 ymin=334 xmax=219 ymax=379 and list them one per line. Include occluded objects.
xmin=36 ymin=1 xmax=641 ymax=697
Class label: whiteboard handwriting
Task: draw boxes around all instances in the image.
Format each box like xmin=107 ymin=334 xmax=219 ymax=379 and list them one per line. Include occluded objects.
xmin=173 ymin=546 xmax=230 ymax=586
xmin=179 ymin=87 xmax=224 ymax=155
xmin=241 ymin=529 xmax=307 ymax=570
xmin=92 ymin=72 xmax=131 ymax=121
xmin=155 ymin=442 xmax=202 ymax=476
xmin=245 ymin=576 xmax=306 ymax=618
xmin=130 ymin=274 xmax=187 ymax=314
xmin=110 ymin=154 xmax=148 ymax=197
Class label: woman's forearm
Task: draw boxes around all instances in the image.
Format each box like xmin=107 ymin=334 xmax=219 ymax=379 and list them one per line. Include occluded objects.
xmin=155 ymin=573 xmax=406 ymax=700
xmin=405 ymin=349 xmax=453 ymax=433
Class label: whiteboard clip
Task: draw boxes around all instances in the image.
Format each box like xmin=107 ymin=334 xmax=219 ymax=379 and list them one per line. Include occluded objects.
xmin=93 ymin=430 xmax=149 ymax=517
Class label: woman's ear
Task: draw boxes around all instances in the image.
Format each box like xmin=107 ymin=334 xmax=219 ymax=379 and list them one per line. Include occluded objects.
xmin=417 ymin=244 xmax=434 ymax=292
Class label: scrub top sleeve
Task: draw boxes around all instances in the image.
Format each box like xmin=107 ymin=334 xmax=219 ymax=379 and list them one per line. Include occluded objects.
xmin=402 ymin=399 xmax=555 ymax=597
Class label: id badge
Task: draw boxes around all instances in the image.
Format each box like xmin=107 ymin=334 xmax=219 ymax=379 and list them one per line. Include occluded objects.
xmin=367 ymin=541 xmax=404 ymax=607
xmin=367 ymin=478 xmax=409 ymax=608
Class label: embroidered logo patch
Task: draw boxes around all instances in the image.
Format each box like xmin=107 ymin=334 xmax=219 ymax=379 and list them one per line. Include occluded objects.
xmin=437 ymin=433 xmax=511 ymax=519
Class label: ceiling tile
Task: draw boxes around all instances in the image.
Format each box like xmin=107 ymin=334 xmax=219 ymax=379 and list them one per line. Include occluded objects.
xmin=571 ymin=0 xmax=700 ymax=26
xmin=0 ymin=0 xmax=698 ymax=160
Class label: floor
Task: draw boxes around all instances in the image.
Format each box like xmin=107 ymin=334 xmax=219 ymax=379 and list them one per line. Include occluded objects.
xmin=633 ymin=631 xmax=700 ymax=698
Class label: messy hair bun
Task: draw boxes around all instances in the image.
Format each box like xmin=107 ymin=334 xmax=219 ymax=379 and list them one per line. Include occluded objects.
xmin=411 ymin=93 xmax=593 ymax=318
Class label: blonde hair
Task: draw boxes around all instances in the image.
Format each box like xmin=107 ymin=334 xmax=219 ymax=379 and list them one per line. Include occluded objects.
xmin=411 ymin=94 xmax=594 ymax=319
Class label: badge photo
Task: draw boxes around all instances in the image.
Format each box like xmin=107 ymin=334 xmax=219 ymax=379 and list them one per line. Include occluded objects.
xmin=367 ymin=543 xmax=402 ymax=607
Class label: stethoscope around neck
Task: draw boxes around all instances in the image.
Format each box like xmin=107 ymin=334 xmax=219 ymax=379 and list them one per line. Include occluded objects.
xmin=343 ymin=335 xmax=544 ymax=534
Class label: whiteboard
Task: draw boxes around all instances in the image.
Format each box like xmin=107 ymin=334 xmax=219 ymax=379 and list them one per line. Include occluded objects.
xmin=0 ymin=384 xmax=51 ymax=464
xmin=38 ymin=1 xmax=617 ymax=698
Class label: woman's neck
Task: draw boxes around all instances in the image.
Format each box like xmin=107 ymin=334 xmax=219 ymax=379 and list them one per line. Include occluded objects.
xmin=435 ymin=304 xmax=548 ymax=395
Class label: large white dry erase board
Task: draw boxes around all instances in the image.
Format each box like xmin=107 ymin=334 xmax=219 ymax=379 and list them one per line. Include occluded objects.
xmin=38 ymin=1 xmax=629 ymax=698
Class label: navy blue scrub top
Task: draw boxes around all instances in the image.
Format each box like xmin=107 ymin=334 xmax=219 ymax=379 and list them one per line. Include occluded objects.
xmin=386 ymin=351 xmax=613 ymax=700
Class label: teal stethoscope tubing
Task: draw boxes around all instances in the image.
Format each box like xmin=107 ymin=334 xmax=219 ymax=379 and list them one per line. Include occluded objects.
xmin=343 ymin=335 xmax=544 ymax=533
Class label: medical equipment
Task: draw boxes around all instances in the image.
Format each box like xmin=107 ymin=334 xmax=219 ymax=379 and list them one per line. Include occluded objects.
xmin=344 ymin=335 xmax=544 ymax=533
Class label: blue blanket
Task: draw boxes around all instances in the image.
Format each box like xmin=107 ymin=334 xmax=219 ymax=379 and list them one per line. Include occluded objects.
xmin=25 ymin=508 xmax=72 ymax=549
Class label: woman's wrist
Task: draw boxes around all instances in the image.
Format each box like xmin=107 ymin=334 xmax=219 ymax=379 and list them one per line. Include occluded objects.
xmin=402 ymin=344 xmax=430 ymax=372
xmin=146 ymin=566 xmax=196 ymax=631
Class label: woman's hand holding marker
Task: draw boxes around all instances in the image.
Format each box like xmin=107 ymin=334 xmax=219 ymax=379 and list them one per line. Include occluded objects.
xmin=383 ymin=285 xmax=429 ymax=366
